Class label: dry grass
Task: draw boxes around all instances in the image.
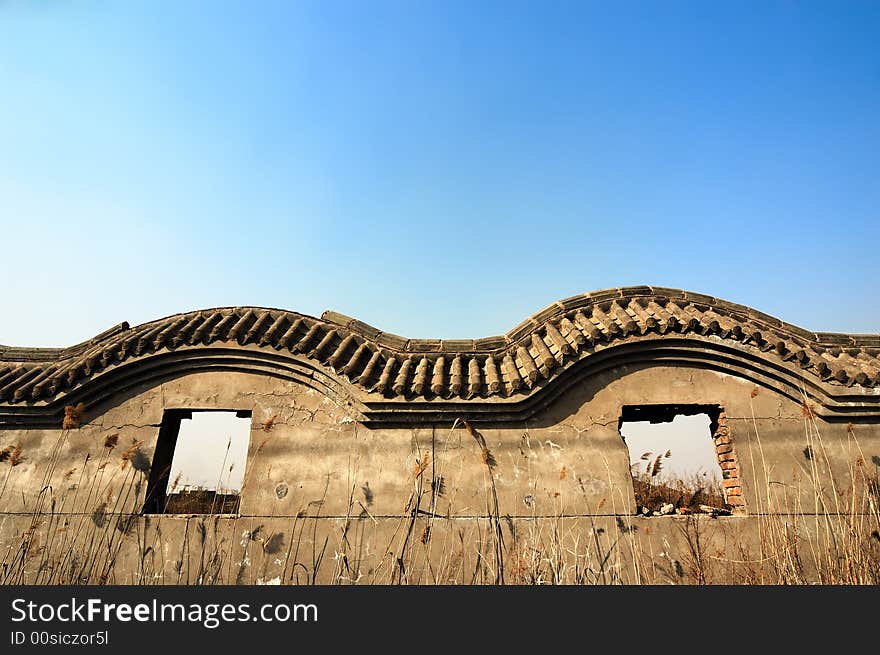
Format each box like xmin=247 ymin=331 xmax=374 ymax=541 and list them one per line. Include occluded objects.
xmin=631 ymin=475 xmax=727 ymax=515
xmin=0 ymin=393 xmax=877 ymax=585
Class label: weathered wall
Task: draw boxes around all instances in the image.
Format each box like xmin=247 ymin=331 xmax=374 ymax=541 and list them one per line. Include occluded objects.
xmin=1 ymin=363 xmax=878 ymax=584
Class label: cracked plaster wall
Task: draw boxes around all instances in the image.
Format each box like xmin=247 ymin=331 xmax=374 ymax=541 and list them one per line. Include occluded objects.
xmin=1 ymin=365 xmax=878 ymax=583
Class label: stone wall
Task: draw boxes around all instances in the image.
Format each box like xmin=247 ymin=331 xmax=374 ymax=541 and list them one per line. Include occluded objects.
xmin=1 ymin=362 xmax=878 ymax=584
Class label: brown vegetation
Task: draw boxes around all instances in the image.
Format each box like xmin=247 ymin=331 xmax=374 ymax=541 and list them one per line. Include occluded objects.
xmin=0 ymin=395 xmax=878 ymax=585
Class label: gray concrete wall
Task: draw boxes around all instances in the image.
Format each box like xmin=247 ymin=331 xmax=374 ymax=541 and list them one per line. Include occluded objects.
xmin=1 ymin=365 xmax=878 ymax=584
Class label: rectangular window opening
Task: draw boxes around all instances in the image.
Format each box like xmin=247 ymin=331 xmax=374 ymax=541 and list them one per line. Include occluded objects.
xmin=618 ymin=404 xmax=731 ymax=516
xmin=143 ymin=409 xmax=252 ymax=514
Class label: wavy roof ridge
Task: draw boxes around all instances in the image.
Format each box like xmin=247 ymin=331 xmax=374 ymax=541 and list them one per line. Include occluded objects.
xmin=0 ymin=286 xmax=877 ymax=408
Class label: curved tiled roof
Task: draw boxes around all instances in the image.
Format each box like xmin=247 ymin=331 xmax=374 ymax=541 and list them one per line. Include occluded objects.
xmin=1 ymin=287 xmax=878 ymax=421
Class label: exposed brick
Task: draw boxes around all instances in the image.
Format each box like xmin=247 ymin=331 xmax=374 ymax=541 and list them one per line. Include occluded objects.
xmin=711 ymin=412 xmax=744 ymax=511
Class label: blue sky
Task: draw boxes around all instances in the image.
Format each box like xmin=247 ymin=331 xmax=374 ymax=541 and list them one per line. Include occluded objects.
xmin=2 ymin=1 xmax=878 ymax=346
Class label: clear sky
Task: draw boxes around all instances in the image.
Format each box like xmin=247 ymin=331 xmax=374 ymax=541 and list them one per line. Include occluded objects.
xmin=2 ymin=1 xmax=878 ymax=347
xmin=620 ymin=414 xmax=719 ymax=483
xmin=166 ymin=411 xmax=251 ymax=492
